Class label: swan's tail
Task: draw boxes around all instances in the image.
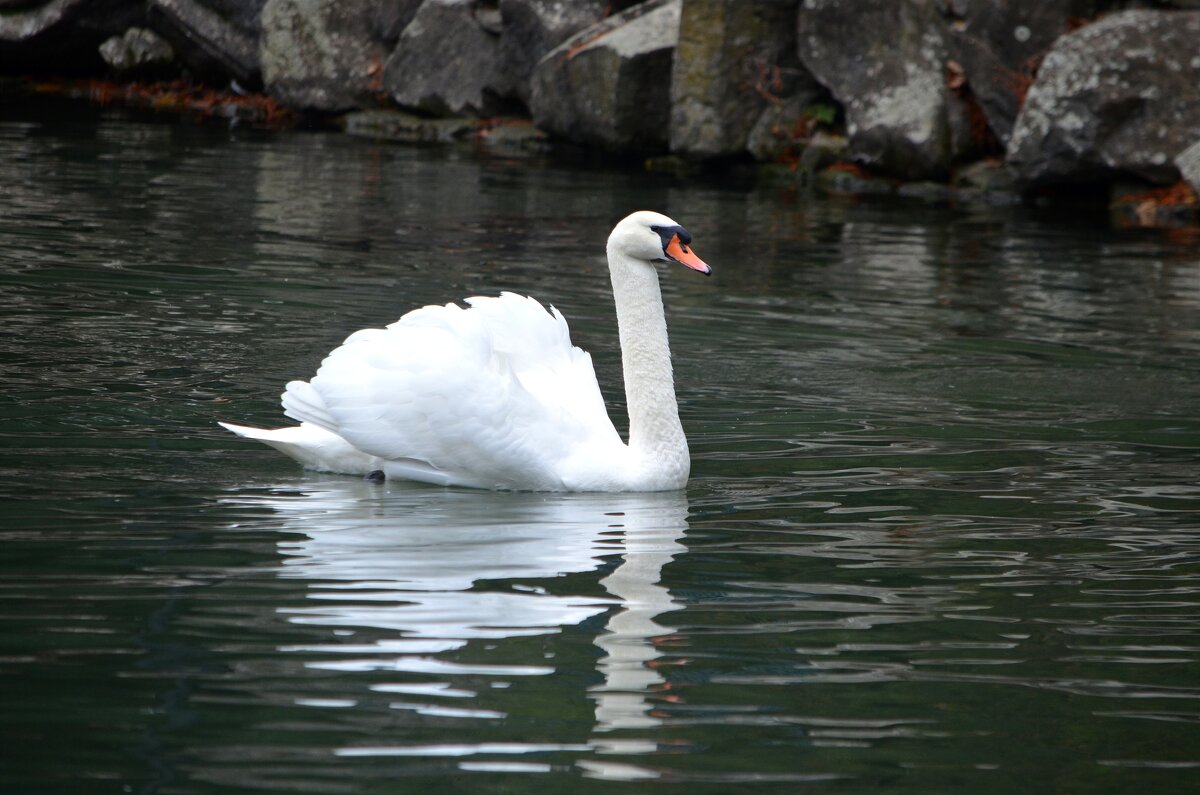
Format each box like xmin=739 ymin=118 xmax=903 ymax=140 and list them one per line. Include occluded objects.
xmin=217 ymin=421 xmax=379 ymax=475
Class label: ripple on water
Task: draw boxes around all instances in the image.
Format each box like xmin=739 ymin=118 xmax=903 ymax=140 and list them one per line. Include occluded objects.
xmin=2 ymin=105 xmax=1199 ymax=792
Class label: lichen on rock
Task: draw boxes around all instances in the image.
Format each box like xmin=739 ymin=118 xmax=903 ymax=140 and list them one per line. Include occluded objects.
xmin=1007 ymin=10 xmax=1200 ymax=187
xmin=796 ymin=0 xmax=973 ymax=179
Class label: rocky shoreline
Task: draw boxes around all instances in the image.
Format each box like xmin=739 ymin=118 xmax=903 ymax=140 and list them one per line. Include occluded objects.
xmin=3 ymin=0 xmax=1199 ymax=223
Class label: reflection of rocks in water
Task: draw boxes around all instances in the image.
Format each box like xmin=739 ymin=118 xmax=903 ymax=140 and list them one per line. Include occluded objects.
xmin=247 ymin=140 xmax=554 ymax=297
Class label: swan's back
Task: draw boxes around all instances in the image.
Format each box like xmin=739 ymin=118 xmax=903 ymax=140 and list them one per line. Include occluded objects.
xmin=281 ymin=292 xmax=625 ymax=490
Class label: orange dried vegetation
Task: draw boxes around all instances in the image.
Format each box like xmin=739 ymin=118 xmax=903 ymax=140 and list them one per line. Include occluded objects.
xmin=366 ymin=53 xmax=385 ymax=94
xmin=826 ymin=161 xmax=870 ymax=177
xmin=57 ymin=79 xmax=295 ymax=127
xmin=1114 ymin=181 xmax=1200 ymax=229
xmin=1117 ymin=180 xmax=1199 ymax=208
xmin=944 ymin=59 xmax=1000 ymax=153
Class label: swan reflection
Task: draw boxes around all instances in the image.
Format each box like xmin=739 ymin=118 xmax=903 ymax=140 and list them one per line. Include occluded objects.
xmin=232 ymin=479 xmax=687 ymax=736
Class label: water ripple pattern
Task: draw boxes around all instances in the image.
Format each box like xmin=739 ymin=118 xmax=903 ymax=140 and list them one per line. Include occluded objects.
xmin=1 ymin=97 xmax=1198 ymax=794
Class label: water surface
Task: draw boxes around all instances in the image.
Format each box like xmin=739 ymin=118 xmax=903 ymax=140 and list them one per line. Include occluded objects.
xmin=2 ymin=99 xmax=1199 ymax=794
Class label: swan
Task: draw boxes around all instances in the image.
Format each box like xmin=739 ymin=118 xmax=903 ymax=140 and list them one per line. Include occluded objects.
xmin=219 ymin=210 xmax=711 ymax=492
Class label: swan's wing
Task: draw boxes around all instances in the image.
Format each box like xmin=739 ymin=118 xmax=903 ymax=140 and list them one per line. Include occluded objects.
xmin=282 ymin=293 xmax=623 ymax=489
xmin=462 ymin=293 xmax=615 ymax=431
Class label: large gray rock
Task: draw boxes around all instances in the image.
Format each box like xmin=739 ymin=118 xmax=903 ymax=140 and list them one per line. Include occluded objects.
xmin=530 ymin=0 xmax=681 ymax=153
xmin=943 ymin=0 xmax=1127 ymax=147
xmin=385 ymin=0 xmax=509 ymax=116
xmin=1007 ymin=10 xmax=1200 ymax=186
xmin=148 ymin=0 xmax=265 ymax=86
xmin=796 ymin=0 xmax=974 ymax=179
xmin=0 ymin=0 xmax=143 ymax=73
xmin=499 ymin=0 xmax=609 ymax=107
xmin=261 ymin=0 xmax=418 ymax=112
xmin=670 ymin=0 xmax=821 ymax=160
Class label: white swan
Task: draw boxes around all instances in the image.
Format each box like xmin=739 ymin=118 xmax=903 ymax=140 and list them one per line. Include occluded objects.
xmin=219 ymin=210 xmax=710 ymax=492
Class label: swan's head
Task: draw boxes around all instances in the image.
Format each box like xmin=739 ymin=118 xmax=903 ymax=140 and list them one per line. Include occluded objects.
xmin=609 ymin=211 xmax=711 ymax=276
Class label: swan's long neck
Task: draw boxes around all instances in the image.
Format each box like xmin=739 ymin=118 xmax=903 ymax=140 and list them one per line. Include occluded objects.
xmin=608 ymin=246 xmax=689 ymax=481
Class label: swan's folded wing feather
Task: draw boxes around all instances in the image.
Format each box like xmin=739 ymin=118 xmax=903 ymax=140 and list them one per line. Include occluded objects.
xmin=281 ymin=378 xmax=340 ymax=432
xmin=455 ymin=295 xmax=619 ymax=440
xmin=300 ymin=294 xmax=622 ymax=489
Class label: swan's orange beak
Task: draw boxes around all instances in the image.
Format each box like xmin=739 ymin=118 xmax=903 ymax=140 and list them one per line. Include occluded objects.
xmin=666 ymin=234 xmax=711 ymax=276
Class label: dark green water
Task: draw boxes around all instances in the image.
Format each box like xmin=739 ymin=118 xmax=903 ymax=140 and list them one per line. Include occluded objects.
xmin=2 ymin=100 xmax=1199 ymax=794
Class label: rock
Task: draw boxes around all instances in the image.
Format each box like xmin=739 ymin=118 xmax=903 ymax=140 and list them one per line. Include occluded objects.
xmin=385 ymin=0 xmax=509 ymax=116
xmin=745 ymin=92 xmax=807 ymax=163
xmin=815 ymin=163 xmax=896 ymax=196
xmin=340 ymin=109 xmax=547 ymax=153
xmin=670 ymin=0 xmax=821 ymax=160
xmin=796 ymin=0 xmax=974 ymax=179
xmin=499 ymin=0 xmax=609 ymax=107
xmin=341 ymin=108 xmax=483 ymax=142
xmin=1007 ymin=10 xmax=1200 ymax=187
xmin=898 ymin=181 xmax=955 ymax=203
xmin=373 ymin=0 xmax=423 ymax=44
xmin=953 ymin=158 xmax=1021 ymax=204
xmin=99 ymin=27 xmax=176 ymax=79
xmin=942 ymin=1 xmax=1120 ymax=147
xmin=530 ymin=0 xmax=681 ymax=153
xmin=754 ymin=128 xmax=847 ymax=185
xmin=476 ymin=119 xmax=550 ymax=153
xmin=798 ymin=130 xmax=849 ymax=174
xmin=261 ymin=0 xmax=416 ymax=112
xmin=148 ymin=0 xmax=265 ymax=87
xmin=643 ymin=153 xmax=703 ymax=177
xmin=954 ymin=158 xmax=1015 ymax=191
xmin=0 ymin=0 xmax=143 ymax=73
xmin=1177 ymin=140 xmax=1200 ymax=195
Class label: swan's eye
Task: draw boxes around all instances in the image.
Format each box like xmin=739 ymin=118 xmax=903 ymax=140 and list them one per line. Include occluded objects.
xmin=650 ymin=223 xmax=687 ymax=256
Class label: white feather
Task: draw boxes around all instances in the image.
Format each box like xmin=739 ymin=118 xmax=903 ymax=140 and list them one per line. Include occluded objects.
xmin=217 ymin=421 xmax=379 ymax=474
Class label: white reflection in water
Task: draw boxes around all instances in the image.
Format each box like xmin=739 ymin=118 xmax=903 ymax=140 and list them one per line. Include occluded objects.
xmin=591 ymin=519 xmax=683 ymax=733
xmin=235 ymin=478 xmax=687 ymax=742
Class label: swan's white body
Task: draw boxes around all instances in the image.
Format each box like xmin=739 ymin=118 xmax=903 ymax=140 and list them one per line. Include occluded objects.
xmin=220 ymin=211 xmax=710 ymax=492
